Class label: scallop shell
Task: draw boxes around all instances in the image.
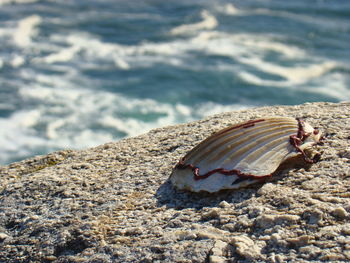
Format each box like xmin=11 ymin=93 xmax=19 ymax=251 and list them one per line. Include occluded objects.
xmin=170 ymin=117 xmax=323 ymax=193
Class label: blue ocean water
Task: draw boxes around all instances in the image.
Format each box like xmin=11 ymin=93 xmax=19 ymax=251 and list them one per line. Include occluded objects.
xmin=0 ymin=0 xmax=349 ymax=165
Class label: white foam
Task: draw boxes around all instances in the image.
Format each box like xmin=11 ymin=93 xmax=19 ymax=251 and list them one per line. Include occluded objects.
xmin=311 ymin=72 xmax=350 ymax=101
xmin=238 ymin=56 xmax=337 ymax=85
xmin=239 ymin=71 xmax=289 ymax=87
xmin=30 ymin=29 xmax=341 ymax=106
xmin=216 ymin=3 xmax=241 ymax=15
xmin=239 ymin=69 xmax=350 ymax=101
xmin=10 ymin=55 xmax=25 ymax=67
xmin=175 ymin=104 xmax=192 ymax=116
xmin=196 ymin=102 xmax=249 ymax=117
xmin=188 ymin=31 xmax=305 ymax=61
xmin=66 ymin=34 xmax=120 ymax=57
xmin=33 ymin=29 xmax=307 ymax=75
xmin=113 ymin=56 xmax=130 ymax=70
xmin=13 ymin=15 xmax=41 ymax=47
xmin=17 ymin=83 xmax=190 ymax=144
xmin=10 ymin=18 xmax=344 ymax=95
xmin=41 ymin=46 xmax=81 ymax=64
xmin=34 ymin=32 xmax=184 ymax=70
xmin=232 ymin=34 xmax=304 ymax=58
xmin=170 ymin=10 xmax=218 ymax=35
xmin=47 ymin=119 xmax=66 ymax=139
xmin=33 ymin=34 xmax=88 ymax=64
xmin=0 ymin=0 xmax=37 ymax=5
xmin=0 ymin=110 xmax=46 ymax=159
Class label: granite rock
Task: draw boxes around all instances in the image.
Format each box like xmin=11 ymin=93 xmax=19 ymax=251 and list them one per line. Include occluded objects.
xmin=0 ymin=102 xmax=349 ymax=262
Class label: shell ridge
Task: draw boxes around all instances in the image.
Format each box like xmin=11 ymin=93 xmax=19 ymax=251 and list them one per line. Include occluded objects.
xmin=211 ymin=127 xmax=297 ymax=169
xmin=185 ymin=118 xmax=296 ymax=163
xmin=184 ymin=120 xmax=269 ymax=163
xmin=231 ymin=138 xmax=292 ymax=174
xmin=193 ymin=122 xmax=297 ymax=165
xmin=248 ymin=141 xmax=293 ymax=168
xmin=188 ymin=122 xmax=271 ymax=163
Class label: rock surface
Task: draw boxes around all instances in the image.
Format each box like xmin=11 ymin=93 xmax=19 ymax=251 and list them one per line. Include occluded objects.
xmin=0 ymin=102 xmax=349 ymax=263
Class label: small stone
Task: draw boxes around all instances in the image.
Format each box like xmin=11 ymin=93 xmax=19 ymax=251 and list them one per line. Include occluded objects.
xmin=219 ymin=201 xmax=230 ymax=208
xmin=257 ymin=183 xmax=276 ymax=196
xmin=209 ymin=240 xmax=229 ymax=263
xmin=341 ymin=224 xmax=350 ymax=235
xmin=202 ymin=208 xmax=220 ymax=220
xmin=270 ymin=233 xmax=281 ymax=243
xmin=195 ymin=226 xmax=228 ymax=241
xmin=268 ymin=253 xmax=285 ymax=263
xmin=286 ymin=235 xmax=311 ymax=247
xmin=45 ymin=256 xmax=57 ymax=261
xmin=174 ymin=230 xmax=197 ymax=241
xmin=269 ymin=233 xmax=287 ymax=247
xmin=124 ymin=227 xmax=144 ymax=236
xmin=209 ymin=255 xmax=226 ymax=263
xmin=255 ymin=214 xmax=299 ymax=229
xmin=211 ymin=240 xmax=228 ymax=256
xmin=344 ymin=250 xmax=350 ymax=260
xmin=230 ymin=235 xmax=264 ymax=260
xmin=30 ymin=215 xmax=40 ymax=220
xmin=0 ymin=233 xmax=9 ymax=241
xmin=71 ymin=163 xmax=94 ymax=169
xmin=338 ymin=148 xmax=350 ymax=159
xmin=320 ymin=253 xmax=345 ymax=261
xmin=274 ymin=254 xmax=285 ymax=263
xmin=303 ymin=209 xmax=324 ymax=225
xmin=299 ymin=245 xmax=322 ymax=258
xmin=331 ymin=207 xmax=348 ymax=220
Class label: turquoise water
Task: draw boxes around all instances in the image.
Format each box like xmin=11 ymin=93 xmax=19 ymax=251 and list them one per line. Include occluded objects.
xmin=0 ymin=0 xmax=349 ymax=164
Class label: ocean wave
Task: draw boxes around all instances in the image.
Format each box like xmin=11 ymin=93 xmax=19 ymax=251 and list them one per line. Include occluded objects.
xmin=0 ymin=78 xmax=249 ymax=164
xmin=215 ymin=3 xmax=241 ymax=15
xmin=10 ymin=55 xmax=25 ymax=67
xmin=33 ymin=29 xmax=306 ymax=72
xmin=239 ymin=70 xmax=350 ymax=101
xmin=13 ymin=15 xmax=41 ymax=47
xmin=310 ymin=72 xmax=350 ymax=101
xmin=3 ymin=11 xmax=345 ymax=90
xmin=237 ymin=57 xmax=337 ymax=84
xmin=28 ymin=27 xmax=345 ymax=98
xmin=190 ymin=31 xmax=305 ymax=58
xmin=170 ymin=10 xmax=218 ymax=35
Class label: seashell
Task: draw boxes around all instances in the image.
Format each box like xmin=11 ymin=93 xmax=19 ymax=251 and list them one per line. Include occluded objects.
xmin=170 ymin=117 xmax=323 ymax=193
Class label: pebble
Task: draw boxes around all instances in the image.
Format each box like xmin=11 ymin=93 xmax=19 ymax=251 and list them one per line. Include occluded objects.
xmin=331 ymin=207 xmax=348 ymax=220
xmin=230 ymin=235 xmax=264 ymax=260
xmin=202 ymin=208 xmax=220 ymax=220
xmin=0 ymin=233 xmax=9 ymax=241
xmin=218 ymin=201 xmax=230 ymax=208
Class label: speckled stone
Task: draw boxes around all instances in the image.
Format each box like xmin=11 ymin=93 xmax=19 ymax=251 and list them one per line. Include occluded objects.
xmin=0 ymin=102 xmax=349 ymax=262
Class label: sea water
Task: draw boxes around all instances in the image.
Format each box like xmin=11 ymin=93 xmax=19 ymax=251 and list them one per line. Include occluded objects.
xmin=0 ymin=0 xmax=349 ymax=164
